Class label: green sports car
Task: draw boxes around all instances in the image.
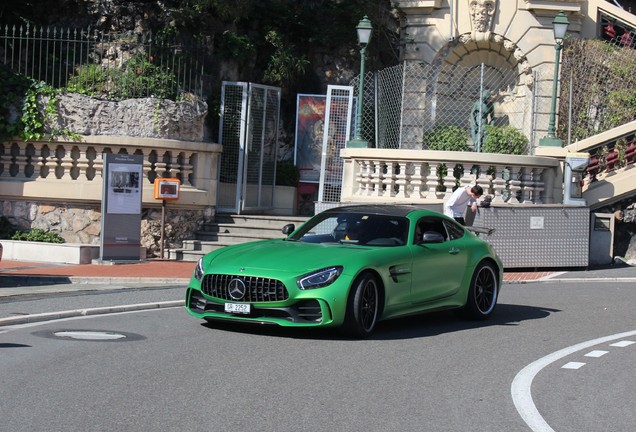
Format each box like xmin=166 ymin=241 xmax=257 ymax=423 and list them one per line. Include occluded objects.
xmin=185 ymin=205 xmax=503 ymax=338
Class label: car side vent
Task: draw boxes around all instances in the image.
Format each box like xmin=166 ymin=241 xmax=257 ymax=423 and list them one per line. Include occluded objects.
xmin=296 ymin=300 xmax=322 ymax=322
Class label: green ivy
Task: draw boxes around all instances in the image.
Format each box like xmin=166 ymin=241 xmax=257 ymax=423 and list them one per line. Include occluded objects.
xmin=482 ymin=125 xmax=528 ymax=155
xmin=423 ymin=125 xmax=470 ymax=151
xmin=1 ymin=65 xmax=80 ymax=142
xmin=0 ymin=64 xmax=31 ymax=141
xmin=11 ymin=228 xmax=65 ymax=243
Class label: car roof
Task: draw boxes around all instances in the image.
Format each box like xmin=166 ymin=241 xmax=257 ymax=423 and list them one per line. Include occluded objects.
xmin=322 ymin=204 xmax=440 ymax=218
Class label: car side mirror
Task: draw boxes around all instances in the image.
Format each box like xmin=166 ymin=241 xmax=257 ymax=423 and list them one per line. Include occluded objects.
xmin=282 ymin=224 xmax=295 ymax=235
xmin=421 ymin=231 xmax=444 ymax=244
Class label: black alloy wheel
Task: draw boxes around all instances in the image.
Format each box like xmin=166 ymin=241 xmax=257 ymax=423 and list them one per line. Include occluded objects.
xmin=464 ymin=262 xmax=498 ymax=320
xmin=344 ymin=272 xmax=380 ymax=338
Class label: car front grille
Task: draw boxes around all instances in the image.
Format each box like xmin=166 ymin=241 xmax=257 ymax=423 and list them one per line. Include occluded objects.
xmin=201 ymin=274 xmax=289 ymax=302
xmin=187 ymin=289 xmax=323 ymax=324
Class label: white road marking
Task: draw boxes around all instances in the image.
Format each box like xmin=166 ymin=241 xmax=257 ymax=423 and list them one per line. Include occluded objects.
xmin=610 ymin=340 xmax=635 ymax=347
xmin=561 ymin=362 xmax=586 ymax=369
xmin=584 ymin=350 xmax=609 ymax=358
xmin=511 ymin=329 xmax=636 ymax=432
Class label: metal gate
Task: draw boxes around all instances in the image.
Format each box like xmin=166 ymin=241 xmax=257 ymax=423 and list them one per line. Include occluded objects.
xmin=217 ymin=82 xmax=281 ymax=213
xmin=318 ymin=85 xmax=354 ymax=203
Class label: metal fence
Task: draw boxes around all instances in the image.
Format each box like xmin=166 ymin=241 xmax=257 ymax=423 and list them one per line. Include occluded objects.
xmin=0 ymin=24 xmax=205 ymax=100
xmin=318 ymin=85 xmax=354 ymax=203
xmin=217 ymin=81 xmax=281 ymax=213
xmin=354 ymin=37 xmax=636 ymax=154
xmin=352 ymin=61 xmax=537 ymax=154
xmin=560 ymin=37 xmax=636 ymax=145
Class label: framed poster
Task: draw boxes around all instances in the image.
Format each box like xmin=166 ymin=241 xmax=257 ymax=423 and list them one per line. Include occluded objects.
xmin=100 ymin=153 xmax=144 ymax=261
xmin=294 ymin=94 xmax=326 ymax=183
xmin=107 ymin=163 xmax=142 ymax=214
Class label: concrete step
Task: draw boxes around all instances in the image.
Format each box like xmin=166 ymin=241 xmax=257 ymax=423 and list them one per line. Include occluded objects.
xmin=198 ymin=223 xmax=289 ymax=236
xmin=169 ymin=213 xmax=310 ymax=261
xmin=213 ymin=214 xmax=306 ymax=228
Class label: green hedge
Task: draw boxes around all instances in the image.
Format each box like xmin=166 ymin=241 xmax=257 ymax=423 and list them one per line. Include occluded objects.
xmin=482 ymin=125 xmax=528 ymax=155
xmin=423 ymin=125 xmax=471 ymax=151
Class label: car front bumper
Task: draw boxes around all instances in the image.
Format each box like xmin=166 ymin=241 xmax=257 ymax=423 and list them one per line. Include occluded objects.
xmin=185 ymin=285 xmax=344 ymax=328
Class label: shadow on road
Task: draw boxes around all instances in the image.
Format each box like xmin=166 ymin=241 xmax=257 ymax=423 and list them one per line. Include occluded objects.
xmin=199 ymin=303 xmax=561 ymax=341
xmin=0 ymin=343 xmax=32 ymax=349
xmin=373 ymin=303 xmax=561 ymax=340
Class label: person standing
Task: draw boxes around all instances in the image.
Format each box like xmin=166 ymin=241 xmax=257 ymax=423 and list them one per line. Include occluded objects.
xmin=444 ymin=185 xmax=483 ymax=225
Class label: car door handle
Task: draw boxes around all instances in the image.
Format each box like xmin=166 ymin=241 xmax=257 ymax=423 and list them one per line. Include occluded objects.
xmin=448 ymin=247 xmax=460 ymax=255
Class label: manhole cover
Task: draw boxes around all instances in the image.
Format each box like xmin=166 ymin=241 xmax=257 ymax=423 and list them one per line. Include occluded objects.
xmin=54 ymin=331 xmax=127 ymax=340
xmin=32 ymin=329 xmax=145 ymax=342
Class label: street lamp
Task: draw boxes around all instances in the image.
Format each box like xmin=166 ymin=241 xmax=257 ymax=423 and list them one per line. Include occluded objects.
xmin=347 ymin=15 xmax=373 ymax=148
xmin=540 ymin=10 xmax=570 ymax=147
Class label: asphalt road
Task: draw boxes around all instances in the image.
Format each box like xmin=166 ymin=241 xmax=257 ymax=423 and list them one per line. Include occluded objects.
xmin=0 ymin=280 xmax=634 ymax=432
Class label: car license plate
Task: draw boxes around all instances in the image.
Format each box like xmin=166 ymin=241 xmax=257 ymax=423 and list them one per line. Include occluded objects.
xmin=224 ymin=302 xmax=251 ymax=314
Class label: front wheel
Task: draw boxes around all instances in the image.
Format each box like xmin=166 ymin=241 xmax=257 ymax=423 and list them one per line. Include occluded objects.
xmin=463 ymin=262 xmax=498 ymax=320
xmin=343 ymin=273 xmax=380 ymax=338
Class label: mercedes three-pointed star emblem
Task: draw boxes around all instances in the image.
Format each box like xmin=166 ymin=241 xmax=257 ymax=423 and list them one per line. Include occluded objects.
xmin=227 ymin=278 xmax=247 ymax=300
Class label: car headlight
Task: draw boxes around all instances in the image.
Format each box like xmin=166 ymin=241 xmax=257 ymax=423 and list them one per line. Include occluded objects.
xmin=193 ymin=258 xmax=205 ymax=281
xmin=297 ymin=266 xmax=343 ymax=290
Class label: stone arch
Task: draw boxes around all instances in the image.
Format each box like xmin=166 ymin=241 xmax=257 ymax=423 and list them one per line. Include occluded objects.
xmin=426 ymin=32 xmax=534 ymax=148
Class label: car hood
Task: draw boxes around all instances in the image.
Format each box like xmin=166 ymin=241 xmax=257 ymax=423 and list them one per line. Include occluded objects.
xmin=205 ymin=239 xmax=374 ymax=275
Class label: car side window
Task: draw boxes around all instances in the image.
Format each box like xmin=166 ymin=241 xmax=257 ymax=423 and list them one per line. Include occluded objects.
xmin=415 ymin=217 xmax=448 ymax=243
xmin=444 ymin=220 xmax=465 ymax=240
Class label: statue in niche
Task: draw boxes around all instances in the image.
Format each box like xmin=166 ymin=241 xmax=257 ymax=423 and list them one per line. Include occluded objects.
xmin=469 ymin=0 xmax=497 ymax=42
xmin=470 ymin=90 xmax=495 ymax=149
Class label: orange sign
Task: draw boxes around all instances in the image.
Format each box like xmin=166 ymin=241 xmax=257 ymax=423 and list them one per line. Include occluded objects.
xmin=154 ymin=178 xmax=181 ymax=200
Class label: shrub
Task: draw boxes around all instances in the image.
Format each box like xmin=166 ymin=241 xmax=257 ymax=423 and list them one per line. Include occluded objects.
xmin=67 ymin=54 xmax=178 ymax=100
xmin=11 ymin=228 xmax=64 ymax=243
xmin=482 ymin=125 xmax=528 ymax=155
xmin=276 ymin=160 xmax=300 ymax=186
xmin=423 ymin=125 xmax=470 ymax=151
xmin=0 ymin=216 xmax=17 ymax=239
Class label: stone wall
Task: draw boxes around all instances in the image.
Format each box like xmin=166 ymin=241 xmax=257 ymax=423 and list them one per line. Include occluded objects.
xmin=46 ymin=94 xmax=209 ymax=142
xmin=0 ymin=200 xmax=213 ymax=258
xmin=614 ymin=202 xmax=636 ymax=262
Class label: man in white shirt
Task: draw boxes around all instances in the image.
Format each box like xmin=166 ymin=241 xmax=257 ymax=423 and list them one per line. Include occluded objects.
xmin=444 ymin=185 xmax=484 ymax=226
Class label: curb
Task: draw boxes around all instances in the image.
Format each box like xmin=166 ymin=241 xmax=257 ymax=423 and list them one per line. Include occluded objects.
xmin=0 ymin=275 xmax=190 ymax=287
xmin=0 ymin=300 xmax=185 ymax=327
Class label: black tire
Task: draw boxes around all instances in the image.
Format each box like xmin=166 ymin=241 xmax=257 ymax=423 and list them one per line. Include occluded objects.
xmin=343 ymin=273 xmax=380 ymax=338
xmin=463 ymin=262 xmax=498 ymax=320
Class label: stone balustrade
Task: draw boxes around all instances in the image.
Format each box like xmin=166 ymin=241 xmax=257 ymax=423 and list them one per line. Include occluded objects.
xmin=1 ymin=135 xmax=222 ymax=208
xmin=340 ymin=148 xmax=565 ymax=206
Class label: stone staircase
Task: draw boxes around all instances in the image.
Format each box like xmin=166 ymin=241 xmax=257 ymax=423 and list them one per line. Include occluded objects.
xmin=584 ymin=165 xmax=636 ymax=210
xmin=168 ymin=213 xmax=309 ymax=262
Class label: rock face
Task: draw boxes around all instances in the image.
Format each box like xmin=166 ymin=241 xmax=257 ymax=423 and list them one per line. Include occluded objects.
xmin=614 ymin=202 xmax=636 ymax=262
xmin=47 ymin=93 xmax=208 ymax=142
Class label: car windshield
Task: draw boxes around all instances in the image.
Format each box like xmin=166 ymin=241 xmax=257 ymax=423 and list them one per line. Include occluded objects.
xmin=289 ymin=211 xmax=409 ymax=246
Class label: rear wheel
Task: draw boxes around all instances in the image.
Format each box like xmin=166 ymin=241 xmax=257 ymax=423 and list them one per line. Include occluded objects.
xmin=463 ymin=262 xmax=498 ymax=320
xmin=343 ymin=273 xmax=380 ymax=338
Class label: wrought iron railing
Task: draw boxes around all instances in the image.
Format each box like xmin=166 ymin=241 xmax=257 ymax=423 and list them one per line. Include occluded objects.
xmin=0 ymin=24 xmax=205 ymax=100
